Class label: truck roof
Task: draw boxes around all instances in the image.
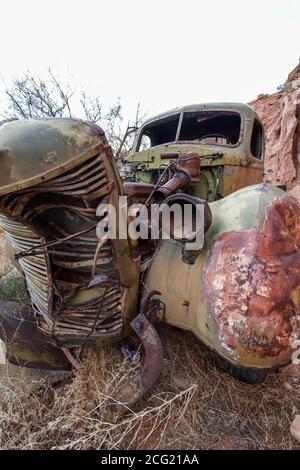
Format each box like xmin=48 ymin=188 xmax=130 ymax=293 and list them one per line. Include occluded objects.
xmin=140 ymin=102 xmax=259 ymax=127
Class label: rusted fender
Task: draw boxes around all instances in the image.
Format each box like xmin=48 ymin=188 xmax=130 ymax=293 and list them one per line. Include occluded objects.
xmin=204 ymin=184 xmax=300 ymax=367
xmin=111 ymin=312 xmax=163 ymax=414
xmin=0 ymin=300 xmax=71 ymax=371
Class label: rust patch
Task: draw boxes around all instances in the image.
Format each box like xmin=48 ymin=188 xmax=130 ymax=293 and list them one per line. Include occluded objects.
xmin=204 ymin=194 xmax=300 ymax=365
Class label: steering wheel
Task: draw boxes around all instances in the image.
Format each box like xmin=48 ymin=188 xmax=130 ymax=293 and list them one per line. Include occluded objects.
xmin=195 ymin=133 xmax=235 ymax=145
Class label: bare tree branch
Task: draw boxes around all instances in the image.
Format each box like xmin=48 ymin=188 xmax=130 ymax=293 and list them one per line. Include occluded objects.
xmin=1 ymin=70 xmax=145 ymax=159
xmin=115 ymin=102 xmax=146 ymax=159
xmin=80 ymin=91 xmax=102 ymax=123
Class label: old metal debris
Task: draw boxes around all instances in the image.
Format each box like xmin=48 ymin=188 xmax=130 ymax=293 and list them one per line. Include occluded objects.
xmin=110 ymin=292 xmax=164 ymax=415
xmin=111 ymin=311 xmax=164 ymax=415
xmin=0 ymin=300 xmax=71 ymax=370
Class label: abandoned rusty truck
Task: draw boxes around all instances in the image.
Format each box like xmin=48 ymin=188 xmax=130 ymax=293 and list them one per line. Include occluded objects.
xmin=0 ymin=102 xmax=300 ymax=409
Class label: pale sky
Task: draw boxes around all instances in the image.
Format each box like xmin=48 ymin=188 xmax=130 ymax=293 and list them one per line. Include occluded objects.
xmin=1 ymin=0 xmax=300 ymax=122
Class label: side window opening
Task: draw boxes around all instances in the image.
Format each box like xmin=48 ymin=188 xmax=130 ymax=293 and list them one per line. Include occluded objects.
xmin=139 ymin=134 xmax=152 ymax=150
xmin=137 ymin=114 xmax=180 ymax=150
xmin=179 ymin=111 xmax=241 ymax=145
xmin=250 ymin=120 xmax=263 ymax=159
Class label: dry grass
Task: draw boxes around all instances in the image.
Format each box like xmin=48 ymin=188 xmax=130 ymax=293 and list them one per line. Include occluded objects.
xmin=0 ymin=326 xmax=299 ymax=450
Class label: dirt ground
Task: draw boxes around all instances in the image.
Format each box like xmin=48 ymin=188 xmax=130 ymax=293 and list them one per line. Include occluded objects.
xmin=0 ymin=232 xmax=299 ymax=450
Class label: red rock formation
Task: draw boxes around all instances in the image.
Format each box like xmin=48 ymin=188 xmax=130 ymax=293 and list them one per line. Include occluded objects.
xmin=250 ymin=63 xmax=300 ymax=194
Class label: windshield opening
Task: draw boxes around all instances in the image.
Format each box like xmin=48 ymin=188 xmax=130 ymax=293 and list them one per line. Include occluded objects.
xmin=179 ymin=111 xmax=241 ymax=145
xmin=136 ymin=110 xmax=242 ymax=151
xmin=137 ymin=114 xmax=180 ymax=150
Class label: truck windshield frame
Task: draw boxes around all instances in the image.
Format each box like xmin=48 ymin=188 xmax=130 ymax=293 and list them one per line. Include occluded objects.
xmin=136 ymin=110 xmax=243 ymax=151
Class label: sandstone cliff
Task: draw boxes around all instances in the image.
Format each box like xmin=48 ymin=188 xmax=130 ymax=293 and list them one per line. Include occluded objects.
xmin=250 ymin=63 xmax=300 ymax=197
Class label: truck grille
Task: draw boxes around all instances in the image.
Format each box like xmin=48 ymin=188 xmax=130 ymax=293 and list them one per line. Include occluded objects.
xmin=0 ymin=215 xmax=52 ymax=324
xmin=0 ymin=151 xmax=127 ymax=347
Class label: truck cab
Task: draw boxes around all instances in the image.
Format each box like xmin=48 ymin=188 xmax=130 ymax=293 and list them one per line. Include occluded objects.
xmin=125 ymin=103 xmax=264 ymax=201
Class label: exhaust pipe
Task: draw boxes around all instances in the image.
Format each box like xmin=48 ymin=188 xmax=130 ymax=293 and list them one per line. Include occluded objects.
xmin=152 ymin=152 xmax=200 ymax=203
